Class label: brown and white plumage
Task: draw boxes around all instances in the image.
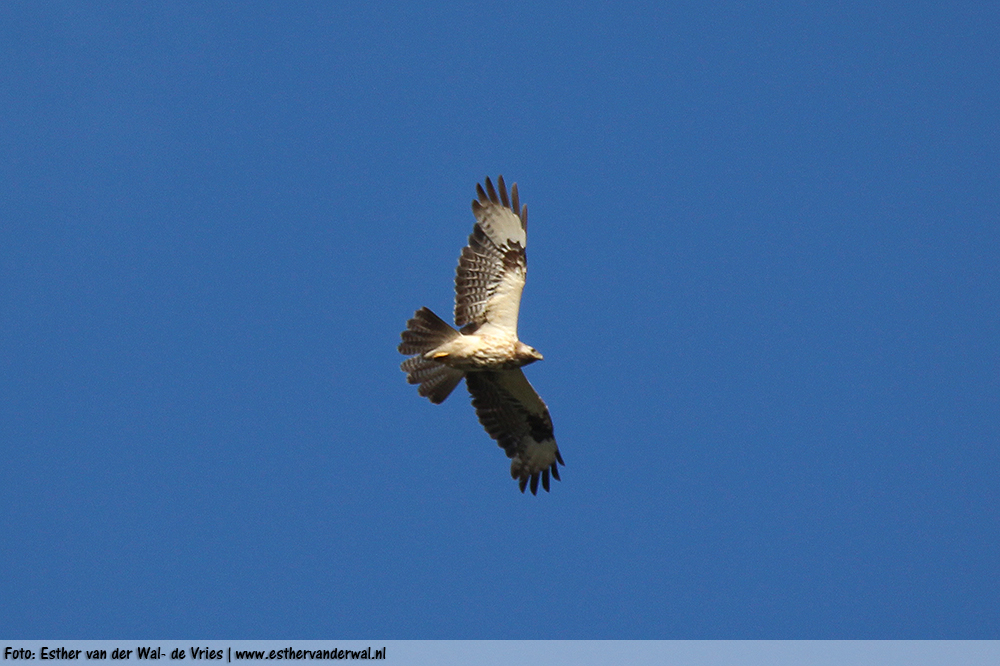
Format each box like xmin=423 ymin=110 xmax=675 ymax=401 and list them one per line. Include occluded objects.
xmin=398 ymin=176 xmax=563 ymax=494
xmin=455 ymin=177 xmax=526 ymax=333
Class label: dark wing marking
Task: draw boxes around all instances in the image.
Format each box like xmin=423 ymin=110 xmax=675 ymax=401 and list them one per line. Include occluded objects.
xmin=465 ymin=369 xmax=563 ymax=494
xmin=455 ymin=176 xmax=528 ymax=332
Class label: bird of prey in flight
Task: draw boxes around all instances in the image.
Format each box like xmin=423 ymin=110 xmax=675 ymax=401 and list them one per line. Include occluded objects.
xmin=398 ymin=176 xmax=563 ymax=494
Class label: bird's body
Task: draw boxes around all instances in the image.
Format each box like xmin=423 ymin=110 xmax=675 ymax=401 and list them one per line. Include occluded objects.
xmin=398 ymin=176 xmax=563 ymax=494
xmin=428 ymin=323 xmax=540 ymax=370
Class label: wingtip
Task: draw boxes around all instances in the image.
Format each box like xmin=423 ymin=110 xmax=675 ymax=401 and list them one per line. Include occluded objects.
xmin=497 ymin=175 xmax=511 ymax=208
xmin=484 ymin=177 xmax=498 ymax=203
xmin=474 ymin=176 xmax=524 ymax=222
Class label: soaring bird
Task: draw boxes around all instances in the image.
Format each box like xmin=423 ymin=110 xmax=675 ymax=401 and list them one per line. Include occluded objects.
xmin=398 ymin=176 xmax=563 ymax=494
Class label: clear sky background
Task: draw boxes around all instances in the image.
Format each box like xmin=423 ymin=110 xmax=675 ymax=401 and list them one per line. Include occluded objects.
xmin=2 ymin=2 xmax=997 ymax=638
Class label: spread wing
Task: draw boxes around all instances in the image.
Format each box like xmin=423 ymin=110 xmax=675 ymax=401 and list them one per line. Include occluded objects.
xmin=454 ymin=176 xmax=528 ymax=333
xmin=465 ymin=369 xmax=563 ymax=494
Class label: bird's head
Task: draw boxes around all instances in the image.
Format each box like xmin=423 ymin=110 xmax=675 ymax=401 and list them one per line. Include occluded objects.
xmin=516 ymin=342 xmax=544 ymax=365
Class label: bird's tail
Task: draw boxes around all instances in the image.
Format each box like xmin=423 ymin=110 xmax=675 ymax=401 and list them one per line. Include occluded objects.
xmin=398 ymin=307 xmax=464 ymax=404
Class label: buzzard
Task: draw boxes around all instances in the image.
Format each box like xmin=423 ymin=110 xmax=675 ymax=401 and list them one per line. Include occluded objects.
xmin=398 ymin=176 xmax=563 ymax=494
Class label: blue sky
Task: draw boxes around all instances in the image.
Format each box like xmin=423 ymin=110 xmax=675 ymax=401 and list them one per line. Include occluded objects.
xmin=2 ymin=2 xmax=997 ymax=638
